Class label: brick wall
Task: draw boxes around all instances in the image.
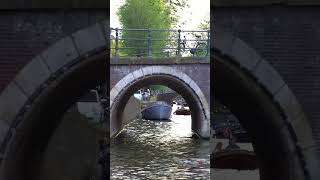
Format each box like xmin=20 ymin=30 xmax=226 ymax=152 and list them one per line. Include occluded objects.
xmin=0 ymin=9 xmax=107 ymax=92
xmin=110 ymin=63 xmax=210 ymax=104
xmin=213 ymin=6 xmax=320 ymax=154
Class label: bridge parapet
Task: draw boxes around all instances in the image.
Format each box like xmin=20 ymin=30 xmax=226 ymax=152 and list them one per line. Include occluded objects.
xmin=212 ymin=0 xmax=320 ymax=6
xmin=110 ymin=57 xmax=209 ymax=65
xmin=110 ymin=28 xmax=210 ymax=58
xmin=110 ymin=58 xmax=210 ymax=110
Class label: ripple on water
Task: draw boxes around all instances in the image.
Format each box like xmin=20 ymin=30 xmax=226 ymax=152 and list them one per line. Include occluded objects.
xmin=111 ymin=105 xmax=210 ymax=179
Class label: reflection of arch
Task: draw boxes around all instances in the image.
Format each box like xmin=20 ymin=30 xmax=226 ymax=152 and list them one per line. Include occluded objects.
xmin=213 ymin=29 xmax=318 ymax=179
xmin=110 ymin=66 xmax=210 ymax=138
xmin=0 ymin=21 xmax=107 ymax=180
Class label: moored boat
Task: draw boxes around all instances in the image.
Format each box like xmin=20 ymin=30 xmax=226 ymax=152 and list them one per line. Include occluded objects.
xmin=211 ymin=149 xmax=258 ymax=170
xmin=141 ymin=101 xmax=172 ymax=120
xmin=174 ymin=107 xmax=191 ymax=115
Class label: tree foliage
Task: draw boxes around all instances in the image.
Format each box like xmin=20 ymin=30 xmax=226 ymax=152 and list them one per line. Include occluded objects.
xmin=111 ymin=39 xmax=126 ymax=57
xmin=199 ymin=18 xmax=209 ymax=30
xmin=196 ymin=18 xmax=210 ymax=41
xmin=117 ymin=0 xmax=177 ymax=57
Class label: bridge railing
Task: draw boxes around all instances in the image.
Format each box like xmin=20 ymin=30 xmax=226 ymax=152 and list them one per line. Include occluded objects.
xmin=110 ymin=28 xmax=210 ymax=58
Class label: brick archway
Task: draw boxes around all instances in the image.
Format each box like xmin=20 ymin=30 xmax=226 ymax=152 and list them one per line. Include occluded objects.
xmin=0 ymin=20 xmax=108 ymax=180
xmin=213 ymin=29 xmax=318 ymax=179
xmin=110 ymin=66 xmax=210 ymax=138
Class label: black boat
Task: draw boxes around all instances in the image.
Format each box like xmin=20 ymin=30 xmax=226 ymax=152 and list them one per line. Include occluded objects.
xmin=174 ymin=106 xmax=191 ymax=115
xmin=141 ymin=101 xmax=172 ymax=120
xmin=212 ymin=112 xmax=252 ymax=143
xmin=211 ymin=149 xmax=258 ymax=170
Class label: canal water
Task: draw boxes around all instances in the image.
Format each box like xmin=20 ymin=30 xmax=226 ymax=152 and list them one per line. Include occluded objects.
xmin=110 ymin=104 xmax=210 ymax=179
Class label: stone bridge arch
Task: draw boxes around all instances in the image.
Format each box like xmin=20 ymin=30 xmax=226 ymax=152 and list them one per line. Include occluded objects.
xmin=213 ymin=28 xmax=318 ymax=179
xmin=0 ymin=20 xmax=108 ymax=180
xmin=110 ymin=66 xmax=210 ymax=138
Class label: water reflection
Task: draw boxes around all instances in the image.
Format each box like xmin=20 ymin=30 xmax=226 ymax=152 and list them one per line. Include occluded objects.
xmin=111 ymin=104 xmax=210 ymax=179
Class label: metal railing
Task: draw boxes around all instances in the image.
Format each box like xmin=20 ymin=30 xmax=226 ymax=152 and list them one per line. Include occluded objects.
xmin=110 ymin=28 xmax=210 ymax=58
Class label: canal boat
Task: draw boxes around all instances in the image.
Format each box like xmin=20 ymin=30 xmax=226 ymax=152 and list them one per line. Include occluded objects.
xmin=134 ymin=89 xmax=151 ymax=101
xmin=174 ymin=106 xmax=191 ymax=115
xmin=211 ymin=149 xmax=258 ymax=170
xmin=212 ymin=112 xmax=252 ymax=143
xmin=141 ymin=101 xmax=172 ymax=120
xmin=134 ymin=90 xmax=143 ymax=101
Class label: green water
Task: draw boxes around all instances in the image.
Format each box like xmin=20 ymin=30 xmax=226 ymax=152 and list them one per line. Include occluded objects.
xmin=110 ymin=105 xmax=210 ymax=179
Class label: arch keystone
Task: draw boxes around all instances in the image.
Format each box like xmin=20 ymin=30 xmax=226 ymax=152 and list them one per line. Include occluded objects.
xmin=141 ymin=66 xmax=153 ymax=76
xmin=151 ymin=66 xmax=162 ymax=74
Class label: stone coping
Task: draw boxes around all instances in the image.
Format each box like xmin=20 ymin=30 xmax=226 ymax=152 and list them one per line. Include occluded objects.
xmin=110 ymin=57 xmax=210 ymax=65
xmin=212 ymin=0 xmax=320 ymax=7
xmin=0 ymin=0 xmax=107 ymax=9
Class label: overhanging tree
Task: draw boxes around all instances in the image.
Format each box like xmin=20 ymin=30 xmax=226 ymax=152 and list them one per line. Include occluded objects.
xmin=117 ymin=0 xmax=178 ymax=57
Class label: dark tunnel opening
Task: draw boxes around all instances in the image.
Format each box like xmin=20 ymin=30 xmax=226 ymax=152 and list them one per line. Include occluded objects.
xmin=110 ymin=74 xmax=207 ymax=139
xmin=1 ymin=52 xmax=107 ymax=180
xmin=0 ymin=49 xmax=307 ymax=179
xmin=212 ymin=53 xmax=303 ymax=180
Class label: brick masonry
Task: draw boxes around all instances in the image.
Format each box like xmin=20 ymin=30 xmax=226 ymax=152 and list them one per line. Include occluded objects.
xmin=0 ymin=10 xmax=107 ymax=93
xmin=213 ymin=6 xmax=320 ymax=156
xmin=109 ymin=58 xmax=210 ymax=138
xmin=110 ymin=59 xmax=210 ymax=104
xmin=0 ymin=17 xmax=108 ymax=179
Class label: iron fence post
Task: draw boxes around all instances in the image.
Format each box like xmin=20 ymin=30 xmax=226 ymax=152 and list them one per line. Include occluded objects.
xmin=148 ymin=29 xmax=152 ymax=57
xmin=207 ymin=30 xmax=210 ymax=57
xmin=177 ymin=29 xmax=181 ymax=57
xmin=115 ymin=28 xmax=119 ymax=58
